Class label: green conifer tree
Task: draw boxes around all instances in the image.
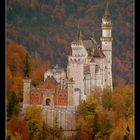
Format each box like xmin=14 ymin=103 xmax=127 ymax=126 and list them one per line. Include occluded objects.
xmin=23 ymin=53 xmax=31 ymax=78
xmin=92 ymin=112 xmax=100 ymax=139
xmin=7 ymin=91 xmax=16 ymax=119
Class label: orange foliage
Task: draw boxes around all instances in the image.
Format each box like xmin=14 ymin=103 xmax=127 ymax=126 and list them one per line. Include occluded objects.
xmin=109 ymin=116 xmax=134 ymax=140
xmin=80 ymin=125 xmax=92 ymax=140
xmin=30 ymin=57 xmax=49 ymax=84
xmin=7 ymin=42 xmax=29 ymax=104
xmin=7 ymin=67 xmax=13 ymax=101
xmin=7 ymin=42 xmax=28 ymax=77
xmin=30 ymin=68 xmax=43 ymax=82
xmin=12 ymin=76 xmax=23 ymax=102
xmin=8 ymin=117 xmax=29 ymax=140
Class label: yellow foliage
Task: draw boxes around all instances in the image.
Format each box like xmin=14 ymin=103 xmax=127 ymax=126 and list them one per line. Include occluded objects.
xmin=10 ymin=132 xmax=22 ymax=140
xmin=109 ymin=116 xmax=134 ymax=140
xmin=25 ymin=105 xmax=43 ymax=140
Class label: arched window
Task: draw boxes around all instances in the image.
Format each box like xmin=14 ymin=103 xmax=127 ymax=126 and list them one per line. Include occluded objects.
xmin=46 ymin=98 xmax=51 ymax=106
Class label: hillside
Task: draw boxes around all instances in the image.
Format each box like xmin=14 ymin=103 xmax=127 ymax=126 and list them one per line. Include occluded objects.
xmin=6 ymin=0 xmax=134 ymax=85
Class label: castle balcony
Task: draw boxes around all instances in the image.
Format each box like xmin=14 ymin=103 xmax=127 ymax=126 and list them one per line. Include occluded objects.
xmin=102 ymin=23 xmax=112 ymax=29
xmin=100 ymin=37 xmax=113 ymax=41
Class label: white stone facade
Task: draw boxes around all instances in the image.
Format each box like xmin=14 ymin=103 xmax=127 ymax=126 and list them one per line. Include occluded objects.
xmin=44 ymin=64 xmax=66 ymax=89
xmin=66 ymin=5 xmax=113 ymax=105
xmin=43 ymin=8 xmax=113 ymax=106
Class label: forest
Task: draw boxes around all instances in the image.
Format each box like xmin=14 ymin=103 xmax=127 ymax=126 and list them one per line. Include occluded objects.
xmin=6 ymin=0 xmax=134 ymax=139
xmin=7 ymin=0 xmax=134 ymax=85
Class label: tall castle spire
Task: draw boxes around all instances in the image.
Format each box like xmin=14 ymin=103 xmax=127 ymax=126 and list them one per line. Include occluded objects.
xmin=103 ymin=0 xmax=111 ymax=21
xmin=76 ymin=24 xmax=82 ymax=41
xmin=100 ymin=0 xmax=113 ymax=90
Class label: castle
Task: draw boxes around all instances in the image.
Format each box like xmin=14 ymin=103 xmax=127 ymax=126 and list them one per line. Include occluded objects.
xmin=23 ymin=1 xmax=113 ymax=135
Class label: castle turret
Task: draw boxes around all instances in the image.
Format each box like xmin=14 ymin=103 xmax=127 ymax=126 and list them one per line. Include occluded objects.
xmin=23 ymin=79 xmax=31 ymax=106
xmin=67 ymin=26 xmax=87 ymax=102
xmin=100 ymin=0 xmax=113 ymax=89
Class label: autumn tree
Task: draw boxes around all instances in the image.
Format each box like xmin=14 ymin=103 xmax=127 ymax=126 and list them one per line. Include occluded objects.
xmin=80 ymin=125 xmax=92 ymax=140
xmin=92 ymin=112 xmax=100 ymax=139
xmin=77 ymin=95 xmax=97 ymax=140
xmin=30 ymin=56 xmax=49 ymax=86
xmin=25 ymin=105 xmax=43 ymax=140
xmin=112 ymin=85 xmax=133 ymax=119
xmin=40 ymin=122 xmax=48 ymax=140
xmin=7 ymin=67 xmax=13 ymax=103
xmin=9 ymin=132 xmax=21 ymax=140
xmin=102 ymin=88 xmax=113 ymax=110
xmin=12 ymin=76 xmax=23 ymax=102
xmin=7 ymin=42 xmax=28 ymax=77
xmin=101 ymin=115 xmax=112 ymax=139
xmin=9 ymin=55 xmax=19 ymax=77
xmin=77 ymin=95 xmax=96 ymax=117
xmin=8 ymin=117 xmax=29 ymax=140
xmin=7 ymin=42 xmax=30 ymax=118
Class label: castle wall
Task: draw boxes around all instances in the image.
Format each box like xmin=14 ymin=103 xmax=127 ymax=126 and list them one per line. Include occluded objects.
xmin=84 ymin=74 xmax=91 ymax=96
xmin=54 ymin=92 xmax=68 ymax=106
xmin=30 ymin=90 xmax=43 ymax=104
xmin=102 ymin=44 xmax=113 ymax=88
xmin=67 ymin=81 xmax=74 ymax=106
xmin=42 ymin=106 xmax=76 ymax=130
xmin=68 ymin=57 xmax=86 ymax=100
xmin=44 ymin=68 xmax=66 ymax=85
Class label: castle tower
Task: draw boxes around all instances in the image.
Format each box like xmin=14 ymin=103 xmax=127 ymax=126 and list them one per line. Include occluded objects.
xmin=67 ymin=26 xmax=87 ymax=102
xmin=100 ymin=0 xmax=113 ymax=89
xmin=23 ymin=79 xmax=31 ymax=105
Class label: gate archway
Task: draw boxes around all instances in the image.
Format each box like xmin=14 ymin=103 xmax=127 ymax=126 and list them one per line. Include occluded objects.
xmin=46 ymin=98 xmax=51 ymax=106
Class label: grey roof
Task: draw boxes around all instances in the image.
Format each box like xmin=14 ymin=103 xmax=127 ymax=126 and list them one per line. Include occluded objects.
xmin=72 ymin=37 xmax=106 ymax=58
xmin=93 ymin=48 xmax=105 ymax=58
xmin=47 ymin=65 xmax=64 ymax=73
xmin=82 ymin=38 xmax=105 ymax=58
xmin=83 ymin=39 xmax=97 ymax=50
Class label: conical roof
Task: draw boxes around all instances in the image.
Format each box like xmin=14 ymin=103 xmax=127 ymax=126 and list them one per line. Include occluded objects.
xmin=103 ymin=0 xmax=111 ymax=21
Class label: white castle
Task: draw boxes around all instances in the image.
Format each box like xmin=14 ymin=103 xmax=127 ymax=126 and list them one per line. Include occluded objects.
xmin=44 ymin=0 xmax=113 ymax=106
xmin=23 ymin=1 xmax=113 ymax=135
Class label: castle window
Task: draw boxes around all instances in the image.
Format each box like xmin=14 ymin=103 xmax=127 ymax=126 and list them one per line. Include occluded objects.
xmin=46 ymin=98 xmax=51 ymax=106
